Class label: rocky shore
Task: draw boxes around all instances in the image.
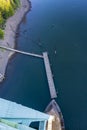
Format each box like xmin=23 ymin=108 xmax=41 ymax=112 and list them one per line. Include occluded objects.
xmin=0 ymin=0 xmax=30 ymax=82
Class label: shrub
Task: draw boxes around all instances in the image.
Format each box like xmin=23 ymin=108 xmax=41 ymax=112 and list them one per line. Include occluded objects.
xmin=0 ymin=12 xmax=4 ymax=25
xmin=0 ymin=29 xmax=4 ymax=39
xmin=13 ymin=0 xmax=20 ymax=7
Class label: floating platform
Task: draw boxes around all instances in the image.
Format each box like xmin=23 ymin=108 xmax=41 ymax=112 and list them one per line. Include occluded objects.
xmin=43 ymin=52 xmax=57 ymax=99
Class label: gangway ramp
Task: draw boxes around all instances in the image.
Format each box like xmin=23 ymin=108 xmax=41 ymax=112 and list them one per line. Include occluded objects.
xmin=0 ymin=45 xmax=43 ymax=58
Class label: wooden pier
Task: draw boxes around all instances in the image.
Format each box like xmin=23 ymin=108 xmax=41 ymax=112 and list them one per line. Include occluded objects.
xmin=0 ymin=45 xmax=57 ymax=99
xmin=0 ymin=45 xmax=43 ymax=58
xmin=43 ymin=52 xmax=57 ymax=99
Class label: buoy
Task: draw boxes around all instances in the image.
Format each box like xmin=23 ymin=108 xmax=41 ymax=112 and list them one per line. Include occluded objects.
xmin=55 ymin=50 xmax=56 ymax=54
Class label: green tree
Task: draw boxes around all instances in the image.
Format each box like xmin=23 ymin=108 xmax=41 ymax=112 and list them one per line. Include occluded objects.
xmin=0 ymin=0 xmax=20 ymax=39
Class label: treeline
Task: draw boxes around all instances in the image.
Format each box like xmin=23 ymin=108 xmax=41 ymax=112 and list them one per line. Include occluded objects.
xmin=0 ymin=0 xmax=20 ymax=39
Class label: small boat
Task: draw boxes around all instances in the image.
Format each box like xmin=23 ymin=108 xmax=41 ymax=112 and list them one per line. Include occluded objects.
xmin=45 ymin=100 xmax=65 ymax=130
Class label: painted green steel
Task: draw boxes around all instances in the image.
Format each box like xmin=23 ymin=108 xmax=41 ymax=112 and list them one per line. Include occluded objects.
xmin=0 ymin=98 xmax=49 ymax=130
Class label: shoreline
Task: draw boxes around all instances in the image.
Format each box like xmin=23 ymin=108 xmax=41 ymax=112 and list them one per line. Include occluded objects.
xmin=0 ymin=0 xmax=31 ymax=82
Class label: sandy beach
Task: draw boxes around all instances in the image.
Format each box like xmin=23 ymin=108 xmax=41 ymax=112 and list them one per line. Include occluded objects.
xmin=0 ymin=0 xmax=30 ymax=82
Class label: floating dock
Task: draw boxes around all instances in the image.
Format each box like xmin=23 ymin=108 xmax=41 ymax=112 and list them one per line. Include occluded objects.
xmin=43 ymin=52 xmax=57 ymax=99
xmin=0 ymin=45 xmax=57 ymax=99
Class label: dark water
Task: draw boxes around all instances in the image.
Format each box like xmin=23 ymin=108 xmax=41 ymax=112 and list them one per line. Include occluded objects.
xmin=0 ymin=0 xmax=87 ymax=129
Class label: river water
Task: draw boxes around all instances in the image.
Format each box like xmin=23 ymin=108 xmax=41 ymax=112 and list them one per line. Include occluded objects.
xmin=0 ymin=0 xmax=87 ymax=129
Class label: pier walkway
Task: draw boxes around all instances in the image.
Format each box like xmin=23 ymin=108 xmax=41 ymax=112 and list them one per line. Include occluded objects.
xmin=43 ymin=52 xmax=57 ymax=99
xmin=0 ymin=45 xmax=57 ymax=99
xmin=0 ymin=45 xmax=43 ymax=58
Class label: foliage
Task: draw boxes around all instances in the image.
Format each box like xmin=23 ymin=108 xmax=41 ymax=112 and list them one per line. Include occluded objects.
xmin=0 ymin=12 xmax=4 ymax=24
xmin=0 ymin=0 xmax=20 ymax=39
xmin=0 ymin=29 xmax=4 ymax=39
xmin=13 ymin=0 xmax=20 ymax=7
